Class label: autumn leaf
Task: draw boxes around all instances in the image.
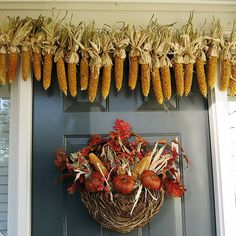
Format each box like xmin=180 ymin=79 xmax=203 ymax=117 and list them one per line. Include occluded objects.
xmin=164 ymin=179 xmax=186 ymax=197
xmin=54 ymin=148 xmax=69 ymax=171
xmin=67 ymin=181 xmax=79 ymax=194
xmin=89 ymin=135 xmax=106 ymax=146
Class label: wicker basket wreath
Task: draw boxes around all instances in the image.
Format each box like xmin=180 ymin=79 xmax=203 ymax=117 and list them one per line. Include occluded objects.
xmin=55 ymin=119 xmax=189 ymax=233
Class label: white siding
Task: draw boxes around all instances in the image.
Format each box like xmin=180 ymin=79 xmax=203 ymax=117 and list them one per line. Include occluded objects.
xmin=0 ymin=88 xmax=10 ymax=236
xmin=228 ymin=97 xmax=236 ymax=210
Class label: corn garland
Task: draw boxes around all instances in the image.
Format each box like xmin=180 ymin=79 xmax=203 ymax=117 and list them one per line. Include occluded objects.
xmin=0 ymin=49 xmax=7 ymax=86
xmin=196 ymin=58 xmax=208 ymax=97
xmin=229 ymin=63 xmax=236 ymax=96
xmin=67 ymin=63 xmax=77 ymax=97
xmin=174 ymin=62 xmax=184 ymax=96
xmin=220 ymin=59 xmax=231 ymax=91
xmin=114 ymin=56 xmax=124 ymax=91
xmin=80 ymin=56 xmax=89 ymax=90
xmin=32 ymin=52 xmax=42 ymax=81
xmin=42 ymin=53 xmax=53 ymax=90
xmin=21 ymin=45 xmax=32 ymax=81
xmin=160 ymin=65 xmax=172 ymax=100
xmin=152 ymin=65 xmax=164 ymax=105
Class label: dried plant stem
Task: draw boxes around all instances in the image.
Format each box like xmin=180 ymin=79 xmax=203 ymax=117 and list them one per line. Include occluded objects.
xmin=102 ymin=65 xmax=112 ymax=99
xmin=114 ymin=56 xmax=124 ymax=92
xmin=220 ymin=59 xmax=231 ymax=91
xmin=229 ymin=64 xmax=236 ymax=96
xmin=8 ymin=52 xmax=19 ymax=84
xmin=56 ymin=57 xmax=67 ymax=96
xmin=0 ymin=53 xmax=6 ymax=86
xmin=22 ymin=47 xmax=31 ymax=81
xmin=128 ymin=56 xmax=139 ymax=90
xmin=68 ymin=62 xmax=77 ymax=97
xmin=184 ymin=63 xmax=194 ymax=96
xmin=195 ymin=59 xmax=207 ymax=97
xmin=174 ymin=62 xmax=184 ymax=96
xmin=80 ymin=56 xmax=89 ymax=91
xmin=32 ymin=52 xmax=42 ymax=81
xmin=89 ymin=67 xmax=100 ymax=102
xmin=207 ymin=56 xmax=217 ymax=89
xmin=141 ymin=64 xmax=150 ymax=97
xmin=152 ymin=65 xmax=163 ymax=105
xmin=43 ymin=53 xmax=53 ymax=90
xmin=160 ymin=66 xmax=171 ymax=100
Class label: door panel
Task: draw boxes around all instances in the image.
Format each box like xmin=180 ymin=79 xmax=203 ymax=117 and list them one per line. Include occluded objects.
xmin=32 ymin=65 xmax=215 ymax=236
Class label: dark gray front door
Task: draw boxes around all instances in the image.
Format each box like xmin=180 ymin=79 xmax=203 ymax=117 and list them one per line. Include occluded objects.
xmin=32 ymin=66 xmax=216 ymax=236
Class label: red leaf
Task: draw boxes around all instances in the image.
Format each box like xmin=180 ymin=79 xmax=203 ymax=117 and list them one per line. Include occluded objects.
xmin=54 ymin=148 xmax=69 ymax=171
xmin=164 ymin=179 xmax=186 ymax=198
xmin=114 ymin=119 xmax=131 ymax=133
xmin=67 ymin=181 xmax=79 ymax=194
xmin=89 ymin=135 xmax=105 ymax=146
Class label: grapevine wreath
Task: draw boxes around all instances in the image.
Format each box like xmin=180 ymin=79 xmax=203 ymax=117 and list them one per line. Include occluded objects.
xmin=55 ymin=119 xmax=189 ymax=233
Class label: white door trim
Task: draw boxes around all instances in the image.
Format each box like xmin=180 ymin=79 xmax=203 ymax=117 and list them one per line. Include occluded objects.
xmin=8 ymin=66 xmax=32 ymax=236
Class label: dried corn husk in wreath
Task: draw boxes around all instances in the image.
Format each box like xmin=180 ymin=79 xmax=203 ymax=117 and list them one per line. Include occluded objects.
xmin=159 ymin=27 xmax=173 ymax=100
xmin=0 ymin=20 xmax=10 ymax=86
xmin=151 ymin=29 xmax=164 ymax=105
xmin=128 ymin=28 xmax=147 ymax=90
xmin=181 ymin=13 xmax=198 ymax=96
xmin=195 ymin=29 xmax=208 ymax=98
xmin=139 ymin=33 xmax=153 ymax=97
xmin=31 ymin=16 xmax=45 ymax=81
xmin=88 ymin=33 xmax=102 ymax=102
xmin=112 ymin=24 xmax=130 ymax=92
xmin=100 ymin=31 xmax=114 ymax=99
xmin=227 ymin=22 xmax=236 ymax=96
xmin=54 ymin=28 xmax=68 ymax=96
xmin=41 ymin=17 xmax=60 ymax=90
xmin=7 ymin=17 xmax=33 ymax=83
xmin=206 ymin=18 xmax=222 ymax=89
xmin=66 ymin=23 xmax=82 ymax=97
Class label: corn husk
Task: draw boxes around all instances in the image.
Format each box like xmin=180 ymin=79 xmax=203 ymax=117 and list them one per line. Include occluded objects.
xmin=100 ymin=31 xmax=114 ymax=99
xmin=128 ymin=28 xmax=147 ymax=90
xmin=88 ymin=33 xmax=102 ymax=102
xmin=112 ymin=24 xmax=130 ymax=91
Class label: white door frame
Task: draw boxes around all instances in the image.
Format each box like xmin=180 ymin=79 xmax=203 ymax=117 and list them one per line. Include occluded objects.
xmin=6 ymin=1 xmax=236 ymax=236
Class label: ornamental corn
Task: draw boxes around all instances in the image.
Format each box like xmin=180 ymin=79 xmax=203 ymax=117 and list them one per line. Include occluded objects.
xmin=174 ymin=62 xmax=184 ymax=96
xmin=32 ymin=52 xmax=42 ymax=81
xmin=220 ymin=59 xmax=231 ymax=91
xmin=229 ymin=64 xmax=236 ymax=96
xmin=132 ymin=155 xmax=151 ymax=180
xmin=114 ymin=56 xmax=124 ymax=92
xmin=141 ymin=64 xmax=151 ymax=97
xmin=184 ymin=63 xmax=194 ymax=96
xmin=68 ymin=62 xmax=77 ymax=97
xmin=80 ymin=56 xmax=89 ymax=91
xmin=195 ymin=59 xmax=207 ymax=97
xmin=8 ymin=52 xmax=19 ymax=84
xmin=43 ymin=53 xmax=53 ymax=90
xmin=128 ymin=56 xmax=139 ymax=90
xmin=101 ymin=65 xmax=112 ymax=99
xmin=88 ymin=153 xmax=108 ymax=176
xmin=152 ymin=65 xmax=164 ymax=105
xmin=160 ymin=65 xmax=172 ymax=100
xmin=89 ymin=66 xmax=100 ymax=102
xmin=56 ymin=57 xmax=67 ymax=96
xmin=22 ymin=46 xmax=31 ymax=81
xmin=207 ymin=56 xmax=218 ymax=89
xmin=0 ymin=53 xmax=6 ymax=86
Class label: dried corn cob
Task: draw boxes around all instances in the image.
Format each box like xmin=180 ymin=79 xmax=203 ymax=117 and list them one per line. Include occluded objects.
xmin=174 ymin=62 xmax=184 ymax=96
xmin=21 ymin=46 xmax=31 ymax=81
xmin=160 ymin=65 xmax=172 ymax=100
xmin=102 ymin=65 xmax=112 ymax=99
xmin=184 ymin=63 xmax=194 ymax=96
xmin=56 ymin=57 xmax=67 ymax=96
xmin=114 ymin=56 xmax=124 ymax=92
xmin=0 ymin=52 xmax=6 ymax=86
xmin=42 ymin=53 xmax=53 ymax=90
xmin=80 ymin=56 xmax=89 ymax=91
xmin=128 ymin=56 xmax=139 ymax=90
xmin=220 ymin=59 xmax=231 ymax=91
xmin=8 ymin=51 xmax=19 ymax=83
xmin=32 ymin=52 xmax=42 ymax=81
xmin=229 ymin=64 xmax=236 ymax=96
xmin=89 ymin=153 xmax=108 ymax=176
xmin=141 ymin=64 xmax=151 ymax=97
xmin=196 ymin=58 xmax=207 ymax=97
xmin=88 ymin=66 xmax=100 ymax=102
xmin=132 ymin=155 xmax=151 ymax=180
xmin=67 ymin=63 xmax=77 ymax=97
xmin=207 ymin=56 xmax=218 ymax=89
xmin=152 ymin=65 xmax=164 ymax=105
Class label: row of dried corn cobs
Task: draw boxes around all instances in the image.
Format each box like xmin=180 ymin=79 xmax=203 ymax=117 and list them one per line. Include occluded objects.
xmin=0 ymin=16 xmax=236 ymax=103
